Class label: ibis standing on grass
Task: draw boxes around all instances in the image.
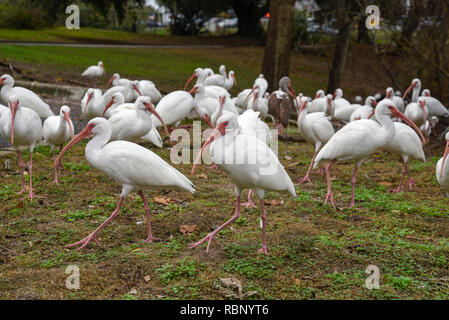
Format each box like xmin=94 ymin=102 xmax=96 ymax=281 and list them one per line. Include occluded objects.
xmin=82 ymin=61 xmax=105 ymax=87
xmin=190 ymin=113 xmax=296 ymax=255
xmin=54 ymin=118 xmax=195 ymax=251
xmin=0 ymin=96 xmax=43 ymax=199
xmin=42 ymin=106 xmax=74 ymax=184
xmin=313 ymin=99 xmax=424 ymax=208
xmin=0 ymin=74 xmax=54 ymax=119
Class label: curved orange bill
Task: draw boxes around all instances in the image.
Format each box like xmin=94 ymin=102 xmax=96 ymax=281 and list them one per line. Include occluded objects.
xmin=367 ymin=110 xmax=375 ymax=119
xmin=243 ymin=86 xmax=257 ymax=106
xmin=63 ymin=111 xmax=74 ymax=139
xmin=102 ymin=98 xmax=115 ymax=118
xmin=133 ymin=84 xmax=142 ymax=96
xmin=189 ymin=86 xmax=198 ymax=95
xmin=440 ymin=140 xmax=449 ymax=178
xmin=288 ymin=84 xmax=298 ymax=108
xmin=203 ymin=114 xmax=213 ymax=128
xmin=391 ymin=107 xmax=426 ymax=145
xmin=231 ymin=73 xmax=237 ymax=86
xmin=144 ymin=102 xmax=169 ymax=138
xmin=402 ymin=83 xmax=415 ymax=100
xmin=9 ymin=101 xmax=18 ymax=145
xmin=53 ymin=125 xmax=93 ymax=168
xmin=297 ymin=99 xmax=307 ymax=123
xmin=106 ymin=75 xmax=115 ymax=88
xmin=191 ymin=123 xmax=225 ymax=175
xmin=184 ymin=73 xmax=197 ymax=91
xmin=84 ymin=92 xmax=93 ymax=115
xmin=419 ymin=100 xmax=427 ymax=127
xmin=252 ymin=91 xmax=258 ymax=109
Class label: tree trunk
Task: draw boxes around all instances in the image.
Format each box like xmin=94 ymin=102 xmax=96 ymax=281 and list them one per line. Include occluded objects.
xmin=327 ymin=0 xmax=352 ymax=94
xmin=261 ymin=0 xmax=295 ymax=92
xmin=233 ymin=0 xmax=268 ymax=38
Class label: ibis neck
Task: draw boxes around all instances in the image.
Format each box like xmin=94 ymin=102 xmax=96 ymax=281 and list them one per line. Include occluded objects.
xmin=376 ymin=113 xmax=395 ymax=140
xmin=412 ymin=84 xmax=421 ymax=103
xmin=85 ymin=126 xmax=112 ymax=165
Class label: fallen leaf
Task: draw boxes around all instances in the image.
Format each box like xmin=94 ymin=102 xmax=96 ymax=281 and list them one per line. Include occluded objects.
xmin=153 ymin=196 xmax=171 ymax=205
xmin=379 ymin=182 xmax=392 ymax=187
xmin=220 ymin=277 xmax=243 ymax=298
xmin=195 ymin=173 xmax=208 ymax=179
xmin=28 ymin=241 xmax=33 ymax=247
xmin=284 ymin=156 xmax=293 ymax=160
xmin=264 ymin=199 xmax=284 ymax=206
xmin=180 ymin=225 xmax=197 ymax=235
xmin=128 ymin=288 xmax=137 ymax=295
xmin=294 ymin=278 xmax=301 ymax=285
xmin=144 ymin=275 xmax=151 ymax=282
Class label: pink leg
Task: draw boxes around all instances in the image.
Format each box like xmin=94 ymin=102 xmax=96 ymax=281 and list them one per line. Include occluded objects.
xmin=324 ymin=160 xmax=336 ymax=207
xmin=298 ymin=151 xmax=317 ymax=184
xmin=28 ymin=151 xmax=35 ymax=200
xmin=318 ymin=166 xmax=325 ymax=176
xmin=66 ymin=197 xmax=125 ymax=251
xmin=241 ymin=189 xmax=257 ymax=208
xmin=138 ymin=191 xmax=160 ymax=243
xmin=16 ymin=150 xmax=26 ymax=194
xmin=52 ymin=148 xmax=59 ymax=184
xmin=406 ymin=171 xmax=416 ymax=189
xmin=189 ymin=196 xmax=241 ymax=253
xmin=390 ymin=160 xmax=406 ymax=193
xmin=349 ymin=163 xmax=361 ymax=208
xmin=208 ymin=164 xmax=218 ymax=170
xmin=257 ymin=199 xmax=268 ymax=255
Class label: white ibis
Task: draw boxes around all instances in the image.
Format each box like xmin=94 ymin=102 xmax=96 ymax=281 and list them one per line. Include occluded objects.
xmin=404 ymin=96 xmax=429 ymax=128
xmin=53 ymin=117 xmax=195 ymax=250
xmin=403 ymin=78 xmax=421 ymax=103
xmin=82 ymin=61 xmax=105 ymax=87
xmin=296 ymin=97 xmax=334 ymax=184
xmin=136 ymin=80 xmax=162 ymax=103
xmin=190 ymin=113 xmax=296 ymax=255
xmin=0 ymin=96 xmax=43 ymax=199
xmin=0 ymin=74 xmax=54 ymax=119
xmin=108 ymin=96 xmax=169 ymax=142
xmin=81 ymin=88 xmax=105 ymax=120
xmin=248 ymin=89 xmax=269 ymax=120
xmin=184 ymin=68 xmax=208 ymax=90
xmin=190 ymin=85 xmax=231 ymax=128
xmin=308 ymin=90 xmax=327 ymax=113
xmin=385 ymin=121 xmax=426 ymax=192
xmin=103 ymin=81 xmax=140 ymax=104
xmin=42 ymin=106 xmax=74 ymax=184
xmin=268 ymin=76 xmax=297 ymax=137
xmin=313 ymin=99 xmax=424 ymax=208
xmin=436 ymin=132 xmax=449 ymax=197
xmin=420 ymin=116 xmax=439 ymax=141
xmin=420 ymin=89 xmax=449 ymax=118
xmin=101 ymin=92 xmax=127 ymax=119
xmin=203 ymin=65 xmax=237 ymax=91
xmin=349 ymin=96 xmax=377 ymax=122
xmin=386 ymin=87 xmax=405 ymax=112
xmin=106 ymin=73 xmax=130 ymax=88
xmin=210 ymin=95 xmax=239 ymax=127
xmin=333 ymin=88 xmax=351 ymax=107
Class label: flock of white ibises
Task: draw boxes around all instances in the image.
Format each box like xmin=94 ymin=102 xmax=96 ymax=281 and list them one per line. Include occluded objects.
xmin=1 ymin=60 xmax=449 ymax=255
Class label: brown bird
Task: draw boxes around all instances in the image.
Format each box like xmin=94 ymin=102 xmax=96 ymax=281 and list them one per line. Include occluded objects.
xmin=268 ymin=76 xmax=297 ymax=138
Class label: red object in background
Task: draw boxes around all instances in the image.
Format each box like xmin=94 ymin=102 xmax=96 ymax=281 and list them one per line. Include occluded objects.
xmin=265 ymin=12 xmax=270 ymax=18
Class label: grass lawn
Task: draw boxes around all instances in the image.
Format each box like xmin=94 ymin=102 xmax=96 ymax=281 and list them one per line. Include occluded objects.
xmin=0 ymin=42 xmax=448 ymax=300
xmin=0 ymin=27 xmax=257 ymax=46
xmin=0 ymin=128 xmax=448 ymax=299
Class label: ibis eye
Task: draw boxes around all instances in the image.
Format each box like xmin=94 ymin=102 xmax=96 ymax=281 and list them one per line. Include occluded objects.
xmin=90 ymin=124 xmax=95 ymax=128
xmin=224 ymin=121 xmax=229 ymax=126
